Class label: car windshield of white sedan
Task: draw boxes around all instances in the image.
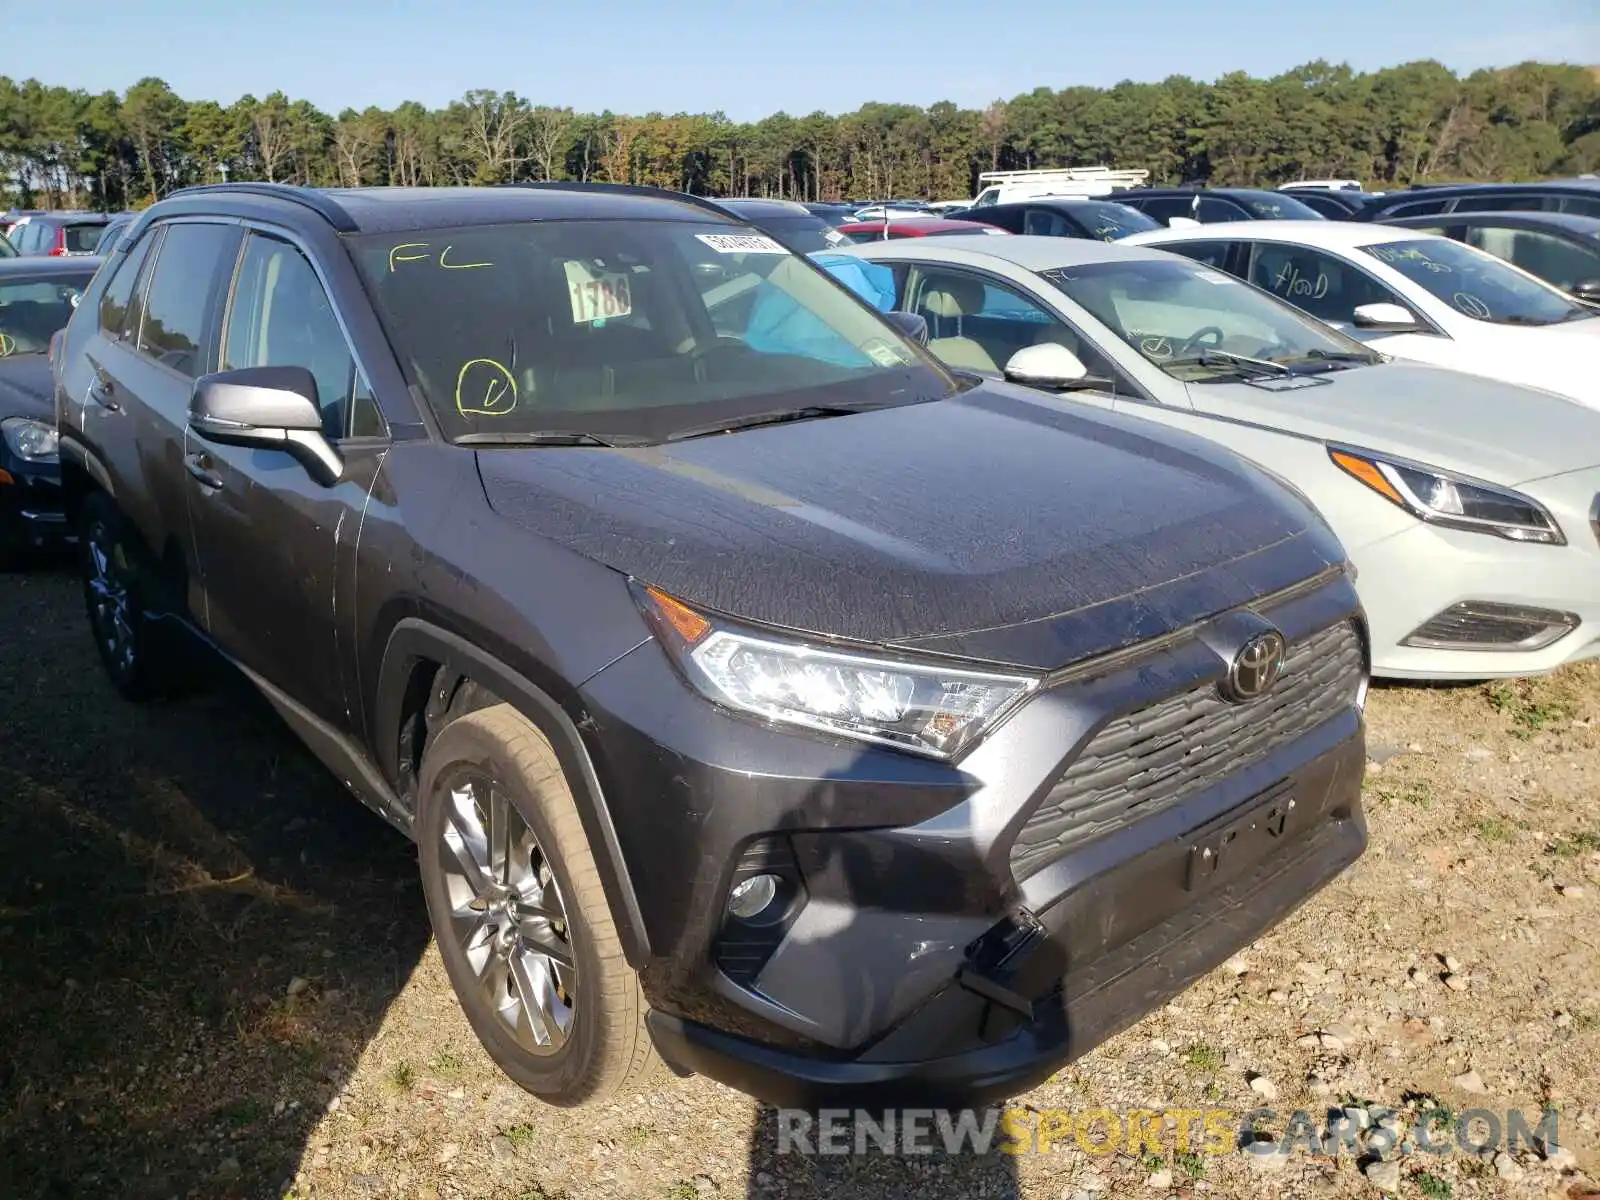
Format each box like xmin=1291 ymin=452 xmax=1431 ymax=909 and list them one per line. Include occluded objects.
xmin=1042 ymin=258 xmax=1380 ymax=379
xmin=1360 ymin=238 xmax=1593 ymax=326
xmin=0 ymin=272 xmax=87 ymax=355
xmin=350 ymin=221 xmax=950 ymax=443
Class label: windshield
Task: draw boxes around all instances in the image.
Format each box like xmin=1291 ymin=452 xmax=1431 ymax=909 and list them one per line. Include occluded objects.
xmin=0 ymin=271 xmax=89 ymax=355
xmin=349 ymin=220 xmax=952 ymax=442
xmin=1237 ymin=193 xmax=1324 ymax=220
xmin=757 ymin=216 xmax=850 ymax=254
xmin=1360 ymin=238 xmax=1593 ymax=325
xmin=1068 ymin=201 xmax=1161 ymax=240
xmin=1042 ymin=257 xmax=1379 ymax=380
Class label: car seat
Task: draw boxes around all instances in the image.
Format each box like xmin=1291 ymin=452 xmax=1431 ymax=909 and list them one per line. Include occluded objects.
xmin=916 ymin=276 xmax=999 ymax=374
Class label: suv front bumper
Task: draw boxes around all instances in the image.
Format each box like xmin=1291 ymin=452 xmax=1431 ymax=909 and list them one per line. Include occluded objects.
xmin=575 ymin=572 xmax=1367 ymax=1108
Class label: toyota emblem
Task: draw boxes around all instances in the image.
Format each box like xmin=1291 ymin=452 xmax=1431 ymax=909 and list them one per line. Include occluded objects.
xmin=1223 ymin=631 xmax=1286 ymax=702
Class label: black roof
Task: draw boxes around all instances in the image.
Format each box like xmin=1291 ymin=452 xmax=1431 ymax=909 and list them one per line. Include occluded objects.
xmin=717 ymin=198 xmax=816 ymax=220
xmin=0 ymin=255 xmax=103 ymax=279
xmin=152 ymin=182 xmax=744 ymax=236
xmin=13 ymin=211 xmax=112 ymax=227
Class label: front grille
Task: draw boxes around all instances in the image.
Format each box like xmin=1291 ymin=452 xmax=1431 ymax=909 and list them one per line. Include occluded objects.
xmin=1010 ymin=620 xmax=1363 ymax=880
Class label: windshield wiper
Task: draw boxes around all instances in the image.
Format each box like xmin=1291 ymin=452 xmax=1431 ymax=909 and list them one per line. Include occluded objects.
xmin=1168 ymin=348 xmax=1291 ymax=378
xmin=455 ymin=430 xmax=643 ymax=448
xmin=666 ymin=403 xmax=880 ymax=442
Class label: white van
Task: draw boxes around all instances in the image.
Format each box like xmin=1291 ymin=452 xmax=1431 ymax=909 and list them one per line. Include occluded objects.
xmin=968 ymin=166 xmax=1150 ymax=208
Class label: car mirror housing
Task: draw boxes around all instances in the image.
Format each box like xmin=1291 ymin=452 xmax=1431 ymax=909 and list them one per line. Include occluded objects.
xmin=1351 ymin=302 xmax=1421 ymax=332
xmin=885 ymin=310 xmax=929 ymax=344
xmin=1003 ymin=342 xmax=1094 ymax=390
xmin=1570 ymin=279 xmax=1600 ymax=305
xmin=190 ymin=365 xmax=342 ymax=487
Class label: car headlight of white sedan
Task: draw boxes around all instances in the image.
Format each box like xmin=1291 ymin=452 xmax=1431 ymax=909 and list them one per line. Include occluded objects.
xmin=1328 ymin=445 xmax=1564 ymax=546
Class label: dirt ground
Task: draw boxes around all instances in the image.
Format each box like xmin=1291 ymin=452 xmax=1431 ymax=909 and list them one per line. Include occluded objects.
xmin=2 ymin=562 xmax=1597 ymax=1200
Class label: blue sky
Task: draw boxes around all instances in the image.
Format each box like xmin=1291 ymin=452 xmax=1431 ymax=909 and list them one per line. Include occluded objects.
xmin=6 ymin=0 xmax=1599 ymax=120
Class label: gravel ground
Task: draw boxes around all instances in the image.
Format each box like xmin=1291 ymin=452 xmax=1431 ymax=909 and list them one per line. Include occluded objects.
xmin=2 ymin=563 xmax=1597 ymax=1200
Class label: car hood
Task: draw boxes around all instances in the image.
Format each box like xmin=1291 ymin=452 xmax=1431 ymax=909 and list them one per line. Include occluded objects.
xmin=0 ymin=355 xmax=53 ymax=421
xmin=477 ymin=382 xmax=1345 ymax=671
xmin=1185 ymin=360 xmax=1600 ymax=486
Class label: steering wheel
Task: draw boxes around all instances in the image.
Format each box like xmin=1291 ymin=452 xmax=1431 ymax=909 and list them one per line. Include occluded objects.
xmin=1176 ymin=325 xmax=1226 ymax=357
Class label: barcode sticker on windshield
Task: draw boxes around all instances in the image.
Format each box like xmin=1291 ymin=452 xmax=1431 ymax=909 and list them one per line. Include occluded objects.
xmin=1196 ymin=271 xmax=1237 ymax=285
xmin=695 ymin=233 xmax=788 ymax=255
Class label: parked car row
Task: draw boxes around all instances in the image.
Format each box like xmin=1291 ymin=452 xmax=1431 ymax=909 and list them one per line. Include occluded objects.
xmin=9 ymin=178 xmax=1596 ymax=1127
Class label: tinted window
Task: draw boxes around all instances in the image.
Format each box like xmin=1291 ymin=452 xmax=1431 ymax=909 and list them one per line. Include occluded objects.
xmin=349 ymin=220 xmax=949 ymax=442
xmin=1023 ymin=208 xmax=1076 ymax=237
xmin=1453 ymin=194 xmax=1548 ymax=214
xmin=1383 ymin=199 xmax=1449 ymax=218
xmin=98 ymin=231 xmax=156 ymax=340
xmin=1197 ymin=196 xmax=1247 ymax=222
xmin=0 ymin=270 xmax=92 ymax=355
xmin=1236 ymin=193 xmax=1324 ymax=220
xmin=755 ymin=216 xmax=848 ymax=254
xmin=64 ymin=223 xmax=105 ymax=253
xmin=222 ymin=234 xmax=381 ymax=439
xmin=1361 ymin=237 xmax=1593 ymax=326
xmin=1158 ymin=240 xmax=1236 ymax=270
xmin=12 ymin=223 xmax=39 ymax=253
xmin=1561 ymin=197 xmax=1600 ymax=218
xmin=1250 ymin=243 xmax=1403 ymax=324
xmin=138 ymin=222 xmax=237 ymax=377
xmin=1464 ymin=225 xmax=1600 ymax=292
xmin=1128 ymin=196 xmax=1196 ymax=224
xmin=1288 ymin=192 xmax=1353 ymax=219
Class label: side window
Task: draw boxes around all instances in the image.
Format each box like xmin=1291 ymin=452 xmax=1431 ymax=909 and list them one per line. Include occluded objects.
xmin=1196 ymin=196 xmax=1245 ymax=223
xmin=1466 ymin=225 xmax=1600 ymax=292
xmin=1249 ymin=244 xmax=1403 ymax=325
xmin=1156 ymin=240 xmax=1237 ymax=272
xmin=1384 ymin=200 xmax=1449 ymax=218
xmin=1137 ymin=197 xmax=1197 ymax=225
xmin=1561 ymin=197 xmax=1600 ymax=218
xmin=1022 ymin=208 xmax=1071 ymax=237
xmin=138 ymin=223 xmax=237 ymax=378
xmin=98 ymin=231 xmax=156 ymax=341
xmin=222 ymin=233 xmax=383 ymax=439
xmin=1453 ymin=194 xmax=1546 ymax=213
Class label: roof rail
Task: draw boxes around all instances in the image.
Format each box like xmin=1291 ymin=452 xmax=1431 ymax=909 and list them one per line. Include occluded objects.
xmin=501 ymin=181 xmax=739 ymax=222
xmin=163 ymin=183 xmax=359 ymax=232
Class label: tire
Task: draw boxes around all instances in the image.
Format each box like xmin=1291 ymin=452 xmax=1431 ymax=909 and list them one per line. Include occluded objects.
xmin=78 ymin=491 xmax=183 ymax=702
xmin=416 ymin=703 xmax=656 ymax=1106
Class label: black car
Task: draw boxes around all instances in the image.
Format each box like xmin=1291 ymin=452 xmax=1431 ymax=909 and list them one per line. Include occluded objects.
xmin=712 ymin=198 xmax=848 ymax=253
xmin=1277 ymin=189 xmax=1391 ymax=220
xmin=1356 ymin=179 xmax=1600 ymax=222
xmin=1375 ymin=209 xmax=1600 ymax=302
xmin=965 ymin=197 xmax=1161 ymax=241
xmin=0 ymin=256 xmax=101 ymax=563
xmin=54 ymin=180 xmax=1367 ymax=1110
xmin=8 ymin=212 xmax=113 ymax=257
xmin=802 ymin=202 xmax=858 ymax=227
xmin=1115 ymin=187 xmax=1327 ymax=226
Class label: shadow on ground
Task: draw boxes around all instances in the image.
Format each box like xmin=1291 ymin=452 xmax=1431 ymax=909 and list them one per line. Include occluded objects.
xmin=0 ymin=566 xmax=429 ymax=1200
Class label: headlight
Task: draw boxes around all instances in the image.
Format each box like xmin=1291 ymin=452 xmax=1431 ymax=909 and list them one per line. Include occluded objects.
xmin=1 ymin=417 xmax=59 ymax=463
xmin=637 ymin=585 xmax=1037 ymax=759
xmin=1329 ymin=446 xmax=1563 ymax=545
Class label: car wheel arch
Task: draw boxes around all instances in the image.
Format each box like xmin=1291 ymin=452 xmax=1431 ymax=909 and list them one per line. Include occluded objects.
xmin=374 ymin=616 xmax=652 ymax=966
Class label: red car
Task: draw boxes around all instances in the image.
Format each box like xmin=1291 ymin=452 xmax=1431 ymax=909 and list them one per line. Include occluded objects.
xmin=836 ymin=217 xmax=1009 ymax=243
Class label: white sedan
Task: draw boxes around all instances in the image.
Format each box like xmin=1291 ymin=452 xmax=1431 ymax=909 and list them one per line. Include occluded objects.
xmin=826 ymin=236 xmax=1600 ymax=680
xmin=1121 ymin=221 xmax=1600 ymax=408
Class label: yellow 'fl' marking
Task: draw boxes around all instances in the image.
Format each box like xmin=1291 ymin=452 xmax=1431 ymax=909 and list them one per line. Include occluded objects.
xmin=0 ymin=332 xmax=15 ymax=357
xmin=388 ymin=242 xmax=432 ymax=272
xmin=455 ymin=358 xmax=518 ymax=417
xmin=439 ymin=246 xmax=492 ymax=270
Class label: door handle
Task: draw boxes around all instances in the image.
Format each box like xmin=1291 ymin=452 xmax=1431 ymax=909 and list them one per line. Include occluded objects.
xmin=87 ymin=366 xmax=119 ymax=411
xmin=183 ymin=452 xmax=223 ymax=490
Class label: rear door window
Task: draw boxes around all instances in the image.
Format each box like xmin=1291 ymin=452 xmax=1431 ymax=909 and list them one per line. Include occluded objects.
xmin=1130 ymin=196 xmax=1196 ymax=225
xmin=1453 ymin=194 xmax=1549 ymax=213
xmin=98 ymin=230 xmax=157 ymax=341
xmin=1196 ymin=196 xmax=1248 ymax=222
xmin=137 ymin=222 xmax=239 ymax=378
xmin=1157 ymin=240 xmax=1239 ymax=272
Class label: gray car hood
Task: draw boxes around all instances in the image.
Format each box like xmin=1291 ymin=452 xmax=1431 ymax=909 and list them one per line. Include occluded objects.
xmin=1186 ymin=360 xmax=1600 ymax=486
xmin=477 ymin=382 xmax=1345 ymax=671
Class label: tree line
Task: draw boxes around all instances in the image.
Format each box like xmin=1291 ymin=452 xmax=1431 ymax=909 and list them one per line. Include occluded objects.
xmin=3 ymin=59 xmax=1598 ymax=212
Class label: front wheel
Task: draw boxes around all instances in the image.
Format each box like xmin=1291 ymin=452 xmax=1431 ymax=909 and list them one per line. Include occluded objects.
xmin=78 ymin=492 xmax=181 ymax=701
xmin=416 ymin=704 xmax=657 ymax=1106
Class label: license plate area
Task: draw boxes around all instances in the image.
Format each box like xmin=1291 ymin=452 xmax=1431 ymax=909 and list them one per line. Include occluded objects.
xmin=1183 ymin=781 xmax=1296 ymax=893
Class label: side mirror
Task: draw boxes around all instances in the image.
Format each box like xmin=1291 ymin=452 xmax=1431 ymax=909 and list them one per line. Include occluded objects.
xmin=1570 ymin=279 xmax=1600 ymax=304
xmin=1351 ymin=302 xmax=1421 ymax=332
xmin=885 ymin=310 xmax=929 ymax=344
xmin=1003 ymin=342 xmax=1097 ymax=391
xmin=190 ymin=365 xmax=342 ymax=487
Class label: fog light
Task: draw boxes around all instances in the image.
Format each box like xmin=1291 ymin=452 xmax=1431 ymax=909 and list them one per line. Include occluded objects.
xmin=1402 ymin=602 xmax=1579 ymax=652
xmin=727 ymin=874 xmax=779 ymax=920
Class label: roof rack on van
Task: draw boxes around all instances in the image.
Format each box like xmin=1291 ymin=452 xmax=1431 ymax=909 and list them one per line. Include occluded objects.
xmin=975 ymin=166 xmax=1150 ymax=188
xmin=164 ymin=182 xmax=360 ymax=232
xmin=502 ymin=181 xmax=738 ymax=221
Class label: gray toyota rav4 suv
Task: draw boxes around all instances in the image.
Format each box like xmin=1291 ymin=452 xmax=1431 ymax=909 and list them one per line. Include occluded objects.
xmin=53 ymin=182 xmax=1369 ymax=1109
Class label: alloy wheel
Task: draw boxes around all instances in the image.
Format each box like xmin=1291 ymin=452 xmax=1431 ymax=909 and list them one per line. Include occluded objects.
xmin=85 ymin=518 xmax=136 ymax=677
xmin=438 ymin=776 xmax=577 ymax=1053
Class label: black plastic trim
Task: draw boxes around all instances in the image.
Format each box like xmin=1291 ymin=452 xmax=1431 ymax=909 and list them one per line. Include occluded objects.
xmin=164 ymin=183 xmax=360 ymax=233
